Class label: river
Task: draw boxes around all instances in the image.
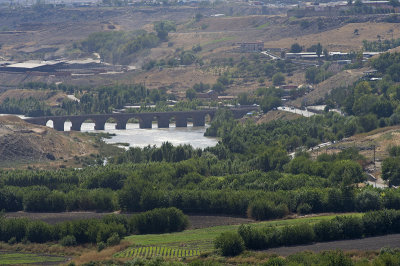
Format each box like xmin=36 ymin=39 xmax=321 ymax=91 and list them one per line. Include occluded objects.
xmin=58 ymin=121 xmax=218 ymax=149
xmin=1 ymin=114 xmax=218 ymax=149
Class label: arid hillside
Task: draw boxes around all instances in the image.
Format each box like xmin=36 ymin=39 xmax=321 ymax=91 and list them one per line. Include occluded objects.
xmin=0 ymin=115 xmax=97 ymax=167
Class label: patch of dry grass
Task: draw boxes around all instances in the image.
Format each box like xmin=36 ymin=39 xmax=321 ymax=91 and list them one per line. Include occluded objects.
xmin=264 ymin=22 xmax=400 ymax=52
xmin=71 ymin=241 xmax=131 ymax=265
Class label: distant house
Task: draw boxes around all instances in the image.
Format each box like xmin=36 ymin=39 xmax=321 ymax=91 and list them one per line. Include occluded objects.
xmin=238 ymin=42 xmax=264 ymax=53
xmin=280 ymin=85 xmax=298 ymax=91
xmin=217 ymin=95 xmax=238 ymax=100
xmin=196 ymin=90 xmax=218 ymax=100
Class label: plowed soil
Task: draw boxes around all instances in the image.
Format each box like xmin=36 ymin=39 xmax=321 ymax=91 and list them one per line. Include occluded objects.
xmin=264 ymin=234 xmax=400 ymax=256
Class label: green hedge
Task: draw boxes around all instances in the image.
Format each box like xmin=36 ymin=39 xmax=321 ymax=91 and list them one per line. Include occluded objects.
xmin=0 ymin=207 xmax=188 ymax=244
xmin=216 ymin=209 xmax=400 ymax=256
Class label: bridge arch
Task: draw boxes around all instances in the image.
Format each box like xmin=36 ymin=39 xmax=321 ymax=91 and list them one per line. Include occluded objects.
xmin=80 ymin=118 xmax=95 ymax=131
xmin=64 ymin=119 xmax=72 ymax=131
xmin=46 ymin=119 xmax=54 ymax=129
xmin=204 ymin=113 xmax=214 ymax=125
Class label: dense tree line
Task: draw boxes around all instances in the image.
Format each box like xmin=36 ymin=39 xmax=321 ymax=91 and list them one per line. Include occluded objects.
xmin=215 ymin=209 xmax=400 ymax=256
xmin=0 ymin=207 xmax=187 ymax=245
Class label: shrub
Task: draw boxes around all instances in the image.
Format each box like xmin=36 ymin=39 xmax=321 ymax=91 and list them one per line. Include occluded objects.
xmin=356 ymin=190 xmax=381 ymax=212
xmin=320 ymin=250 xmax=353 ymax=266
xmin=314 ymin=219 xmax=343 ymax=242
xmin=106 ymin=233 xmax=120 ymax=246
xmin=297 ymin=203 xmax=312 ymax=215
xmin=97 ymin=241 xmax=106 ymax=252
xmin=362 ymin=209 xmax=396 ymax=236
xmin=336 ymin=216 xmax=363 ymax=239
xmin=238 ymin=224 xmax=268 ymax=250
xmin=129 ymin=207 xmax=188 ymax=234
xmin=26 ymin=221 xmax=52 ymax=243
xmin=247 ymin=200 xmax=288 ymax=220
xmin=8 ymin=237 xmax=17 ymax=245
xmin=264 ymin=257 xmax=286 ymax=266
xmin=279 ymin=224 xmax=315 ymax=246
xmin=214 ymin=232 xmax=245 ymax=257
xmin=60 ymin=235 xmax=77 ymax=246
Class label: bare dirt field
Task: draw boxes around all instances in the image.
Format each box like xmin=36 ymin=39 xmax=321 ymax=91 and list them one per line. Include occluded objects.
xmin=264 ymin=234 xmax=400 ymax=256
xmin=256 ymin=110 xmax=302 ymax=124
xmin=5 ymin=212 xmax=253 ymax=229
xmin=0 ymin=116 xmax=98 ymax=167
xmin=264 ymin=22 xmax=400 ymax=52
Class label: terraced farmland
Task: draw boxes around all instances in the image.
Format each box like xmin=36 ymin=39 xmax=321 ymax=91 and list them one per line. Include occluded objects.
xmin=114 ymin=246 xmax=200 ymax=259
xmin=116 ymin=213 xmax=362 ymax=259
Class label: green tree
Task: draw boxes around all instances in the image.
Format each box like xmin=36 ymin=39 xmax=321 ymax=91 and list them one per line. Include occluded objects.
xmin=272 ymin=72 xmax=285 ymax=86
xmin=154 ymin=21 xmax=176 ymax=41
xmin=186 ymin=88 xmax=196 ymax=100
xmin=382 ymin=157 xmax=400 ymax=186
xmin=214 ymin=232 xmax=245 ymax=256
xmin=316 ymin=43 xmax=323 ymax=58
xmin=290 ymin=43 xmax=302 ymax=53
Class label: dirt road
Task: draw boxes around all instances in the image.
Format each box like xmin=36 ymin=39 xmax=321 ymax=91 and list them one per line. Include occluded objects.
xmin=264 ymin=234 xmax=400 ymax=256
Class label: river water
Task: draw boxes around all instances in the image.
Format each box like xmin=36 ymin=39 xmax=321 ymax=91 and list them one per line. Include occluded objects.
xmin=57 ymin=121 xmax=218 ymax=149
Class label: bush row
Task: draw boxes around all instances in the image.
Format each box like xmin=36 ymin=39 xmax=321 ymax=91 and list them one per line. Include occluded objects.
xmin=215 ymin=209 xmax=400 ymax=256
xmin=0 ymin=207 xmax=188 ymax=244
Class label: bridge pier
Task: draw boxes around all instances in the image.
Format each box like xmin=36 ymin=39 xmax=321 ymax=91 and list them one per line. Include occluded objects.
xmin=115 ymin=118 xmax=129 ymax=130
xmin=139 ymin=115 xmax=153 ymax=129
xmin=53 ymin=118 xmax=66 ymax=131
xmin=175 ymin=115 xmax=187 ymax=127
xmin=93 ymin=118 xmax=107 ymax=130
xmin=70 ymin=118 xmax=86 ymax=131
xmin=157 ymin=114 xmax=170 ymax=128
xmin=192 ymin=114 xmax=205 ymax=127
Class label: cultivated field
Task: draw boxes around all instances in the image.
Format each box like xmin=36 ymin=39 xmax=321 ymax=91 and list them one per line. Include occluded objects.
xmin=120 ymin=214 xmax=362 ymax=257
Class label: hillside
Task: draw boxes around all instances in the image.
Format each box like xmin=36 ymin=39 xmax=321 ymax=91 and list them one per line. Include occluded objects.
xmin=290 ymin=68 xmax=366 ymax=107
xmin=0 ymin=115 xmax=97 ymax=167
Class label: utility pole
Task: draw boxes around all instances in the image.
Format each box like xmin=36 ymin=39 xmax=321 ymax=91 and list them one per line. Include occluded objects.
xmin=373 ymin=144 xmax=376 ymax=166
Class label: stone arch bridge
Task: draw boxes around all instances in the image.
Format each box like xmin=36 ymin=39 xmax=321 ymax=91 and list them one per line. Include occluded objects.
xmin=24 ymin=108 xmax=258 ymax=131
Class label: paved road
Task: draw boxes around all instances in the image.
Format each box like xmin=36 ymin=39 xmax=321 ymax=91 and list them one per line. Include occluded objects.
xmin=263 ymin=234 xmax=400 ymax=256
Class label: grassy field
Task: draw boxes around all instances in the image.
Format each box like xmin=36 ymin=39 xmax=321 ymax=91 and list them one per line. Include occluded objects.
xmin=118 ymin=213 xmax=362 ymax=259
xmin=0 ymin=252 xmax=66 ymax=265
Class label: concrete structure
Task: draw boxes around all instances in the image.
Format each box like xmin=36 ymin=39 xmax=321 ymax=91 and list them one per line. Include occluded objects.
xmin=25 ymin=108 xmax=258 ymax=131
xmin=238 ymin=42 xmax=264 ymax=52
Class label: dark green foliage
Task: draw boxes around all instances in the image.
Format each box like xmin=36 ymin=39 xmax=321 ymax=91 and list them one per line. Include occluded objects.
xmin=238 ymin=225 xmax=269 ymax=250
xmin=0 ymin=207 xmax=187 ymax=245
xmin=214 ymin=232 xmax=245 ymax=256
xmin=247 ymin=200 xmax=288 ymax=220
xmin=382 ymin=156 xmax=400 ymax=186
xmin=26 ymin=221 xmax=52 ymax=243
xmin=272 ymin=72 xmax=285 ymax=86
xmin=60 ymin=235 xmax=77 ymax=246
xmin=296 ymin=203 xmax=312 ymax=215
xmin=153 ymin=21 xmax=176 ymax=41
xmin=129 ymin=207 xmax=188 ymax=234
xmin=305 ymin=67 xmax=332 ymax=84
xmin=234 ymin=210 xmax=400 ymax=253
xmin=356 ymin=190 xmax=382 ymax=212
xmin=279 ymin=224 xmax=315 ymax=245
xmin=106 ymin=233 xmax=120 ymax=246
xmin=290 ymin=43 xmax=302 ymax=53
